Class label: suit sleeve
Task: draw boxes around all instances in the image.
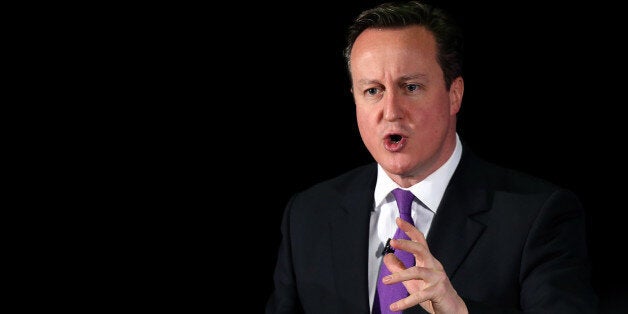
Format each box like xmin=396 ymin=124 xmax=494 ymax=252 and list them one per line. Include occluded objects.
xmin=460 ymin=189 xmax=598 ymax=314
xmin=266 ymin=196 xmax=305 ymax=314
xmin=517 ymin=189 xmax=598 ymax=313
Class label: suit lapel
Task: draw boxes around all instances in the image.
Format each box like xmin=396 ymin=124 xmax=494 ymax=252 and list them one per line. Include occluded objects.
xmin=324 ymin=151 xmax=493 ymax=311
xmin=426 ymin=150 xmax=491 ymax=279
xmin=330 ymin=164 xmax=377 ymax=312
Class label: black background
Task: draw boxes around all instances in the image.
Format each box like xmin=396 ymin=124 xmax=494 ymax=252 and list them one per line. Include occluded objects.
xmin=135 ymin=0 xmax=627 ymax=312
xmin=236 ymin=1 xmax=628 ymax=313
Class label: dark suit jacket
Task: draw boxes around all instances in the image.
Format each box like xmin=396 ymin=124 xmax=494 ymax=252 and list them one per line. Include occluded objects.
xmin=266 ymin=147 xmax=598 ymax=313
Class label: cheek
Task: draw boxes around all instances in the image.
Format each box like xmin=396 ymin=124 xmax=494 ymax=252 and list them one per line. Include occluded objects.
xmin=355 ymin=106 xmax=370 ymax=127
xmin=415 ymin=101 xmax=450 ymax=124
xmin=356 ymin=112 xmax=370 ymax=135
xmin=356 ymin=109 xmax=378 ymax=140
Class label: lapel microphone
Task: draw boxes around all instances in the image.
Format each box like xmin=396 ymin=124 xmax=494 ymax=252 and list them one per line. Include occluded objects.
xmin=382 ymin=238 xmax=395 ymax=254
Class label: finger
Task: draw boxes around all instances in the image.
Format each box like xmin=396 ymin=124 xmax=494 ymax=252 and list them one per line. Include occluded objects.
xmin=396 ymin=217 xmax=428 ymax=246
xmin=382 ymin=265 xmax=438 ymax=285
xmin=386 ymin=268 xmax=442 ymax=312
xmin=389 ymin=238 xmax=434 ymax=268
xmin=390 ymin=288 xmax=433 ymax=312
xmin=390 ymin=293 xmax=434 ymax=313
xmin=404 ymin=277 xmax=451 ymax=309
xmin=381 ymin=252 xmax=406 ymax=273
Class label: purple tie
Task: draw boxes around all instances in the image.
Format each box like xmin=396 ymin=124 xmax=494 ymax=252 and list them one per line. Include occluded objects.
xmin=373 ymin=188 xmax=416 ymax=314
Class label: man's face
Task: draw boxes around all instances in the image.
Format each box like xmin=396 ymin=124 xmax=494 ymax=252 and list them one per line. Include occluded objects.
xmin=350 ymin=25 xmax=463 ymax=186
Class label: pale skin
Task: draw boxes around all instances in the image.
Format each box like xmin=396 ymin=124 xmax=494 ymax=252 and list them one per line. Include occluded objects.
xmin=350 ymin=25 xmax=467 ymax=313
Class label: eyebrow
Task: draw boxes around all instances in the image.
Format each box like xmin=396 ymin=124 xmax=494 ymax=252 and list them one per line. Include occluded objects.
xmin=355 ymin=74 xmax=428 ymax=86
xmin=399 ymin=74 xmax=428 ymax=81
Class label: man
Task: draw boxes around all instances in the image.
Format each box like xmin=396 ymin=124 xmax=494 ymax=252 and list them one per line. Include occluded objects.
xmin=266 ymin=1 xmax=598 ymax=313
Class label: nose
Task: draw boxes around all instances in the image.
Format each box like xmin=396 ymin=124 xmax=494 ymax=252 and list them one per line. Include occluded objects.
xmin=383 ymin=90 xmax=403 ymax=121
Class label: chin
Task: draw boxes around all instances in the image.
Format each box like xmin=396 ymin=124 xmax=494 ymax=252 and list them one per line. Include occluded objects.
xmin=381 ymin=158 xmax=416 ymax=176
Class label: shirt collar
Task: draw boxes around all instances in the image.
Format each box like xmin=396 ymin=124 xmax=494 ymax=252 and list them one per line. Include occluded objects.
xmin=374 ymin=134 xmax=463 ymax=213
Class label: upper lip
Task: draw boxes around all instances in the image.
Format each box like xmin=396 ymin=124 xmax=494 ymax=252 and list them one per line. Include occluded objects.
xmin=384 ymin=131 xmax=407 ymax=139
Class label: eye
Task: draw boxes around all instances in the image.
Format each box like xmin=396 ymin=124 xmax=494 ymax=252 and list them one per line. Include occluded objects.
xmin=366 ymin=87 xmax=379 ymax=96
xmin=406 ymin=84 xmax=420 ymax=92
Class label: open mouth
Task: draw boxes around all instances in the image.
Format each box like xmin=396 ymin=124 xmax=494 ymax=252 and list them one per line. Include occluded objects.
xmin=384 ymin=134 xmax=406 ymax=152
xmin=390 ymin=134 xmax=402 ymax=143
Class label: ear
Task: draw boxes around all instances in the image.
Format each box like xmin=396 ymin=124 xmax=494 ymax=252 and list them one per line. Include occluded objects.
xmin=449 ymin=76 xmax=464 ymax=115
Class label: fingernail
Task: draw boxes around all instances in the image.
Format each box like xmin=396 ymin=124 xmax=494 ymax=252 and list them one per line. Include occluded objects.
xmin=382 ymin=276 xmax=391 ymax=283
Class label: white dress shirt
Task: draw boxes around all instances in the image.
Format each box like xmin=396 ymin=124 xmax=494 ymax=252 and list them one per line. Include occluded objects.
xmin=367 ymin=134 xmax=463 ymax=311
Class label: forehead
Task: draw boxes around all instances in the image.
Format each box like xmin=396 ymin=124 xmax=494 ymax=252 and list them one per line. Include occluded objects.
xmin=350 ymin=25 xmax=437 ymax=61
xmin=349 ymin=25 xmax=440 ymax=78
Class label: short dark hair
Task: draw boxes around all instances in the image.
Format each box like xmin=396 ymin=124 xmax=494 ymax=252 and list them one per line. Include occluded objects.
xmin=343 ymin=1 xmax=464 ymax=90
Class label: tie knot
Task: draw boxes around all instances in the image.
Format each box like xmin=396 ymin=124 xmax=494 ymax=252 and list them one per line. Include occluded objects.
xmin=392 ymin=188 xmax=415 ymax=217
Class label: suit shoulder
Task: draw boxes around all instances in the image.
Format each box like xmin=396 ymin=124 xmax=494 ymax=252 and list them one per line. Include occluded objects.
xmin=464 ymin=151 xmax=568 ymax=195
xmin=295 ymin=162 xmax=376 ymax=199
xmin=460 ymin=152 xmax=585 ymax=221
